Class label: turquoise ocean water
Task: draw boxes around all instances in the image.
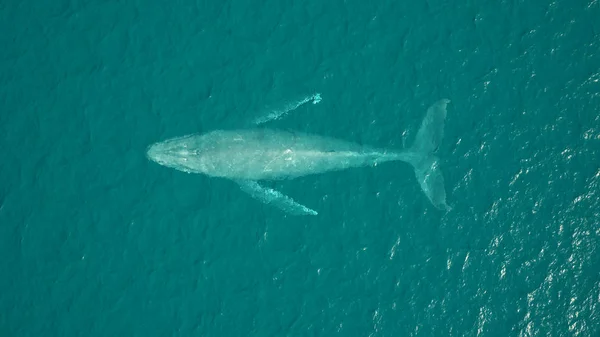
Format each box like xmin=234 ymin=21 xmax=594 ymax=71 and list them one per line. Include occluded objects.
xmin=1 ymin=0 xmax=599 ymax=336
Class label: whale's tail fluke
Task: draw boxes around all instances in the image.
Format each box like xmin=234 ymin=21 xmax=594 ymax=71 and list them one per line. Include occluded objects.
xmin=406 ymin=99 xmax=452 ymax=211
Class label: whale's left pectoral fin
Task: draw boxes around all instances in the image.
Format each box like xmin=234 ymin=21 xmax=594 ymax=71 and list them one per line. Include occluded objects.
xmin=235 ymin=180 xmax=318 ymax=216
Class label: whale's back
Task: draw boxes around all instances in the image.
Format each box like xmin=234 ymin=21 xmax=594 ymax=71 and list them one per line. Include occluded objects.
xmin=198 ymin=129 xmax=378 ymax=180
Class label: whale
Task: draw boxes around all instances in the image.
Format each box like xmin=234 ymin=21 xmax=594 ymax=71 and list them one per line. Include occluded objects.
xmin=146 ymin=96 xmax=451 ymax=215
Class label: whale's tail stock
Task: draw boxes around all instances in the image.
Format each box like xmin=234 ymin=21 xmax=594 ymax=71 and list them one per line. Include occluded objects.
xmin=406 ymin=99 xmax=452 ymax=211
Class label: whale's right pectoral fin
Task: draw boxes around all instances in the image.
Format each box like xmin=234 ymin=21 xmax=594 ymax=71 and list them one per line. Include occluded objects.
xmin=235 ymin=180 xmax=318 ymax=216
xmin=252 ymin=93 xmax=322 ymax=125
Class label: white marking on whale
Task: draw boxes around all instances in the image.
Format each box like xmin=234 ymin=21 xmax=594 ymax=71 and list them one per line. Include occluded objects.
xmin=147 ymin=97 xmax=451 ymax=215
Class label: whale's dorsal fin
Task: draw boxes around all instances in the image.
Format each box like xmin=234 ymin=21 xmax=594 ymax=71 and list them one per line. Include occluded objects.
xmin=252 ymin=93 xmax=322 ymax=125
xmin=235 ymin=180 xmax=318 ymax=216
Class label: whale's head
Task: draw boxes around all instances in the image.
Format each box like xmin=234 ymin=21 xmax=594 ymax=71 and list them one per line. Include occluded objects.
xmin=146 ymin=135 xmax=206 ymax=174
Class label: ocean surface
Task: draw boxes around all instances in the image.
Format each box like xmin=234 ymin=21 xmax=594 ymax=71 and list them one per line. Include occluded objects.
xmin=1 ymin=0 xmax=599 ymax=336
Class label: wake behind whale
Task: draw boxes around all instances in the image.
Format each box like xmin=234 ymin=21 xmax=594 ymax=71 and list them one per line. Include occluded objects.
xmin=147 ymin=95 xmax=451 ymax=215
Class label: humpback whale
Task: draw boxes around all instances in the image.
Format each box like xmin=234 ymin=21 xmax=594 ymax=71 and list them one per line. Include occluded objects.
xmin=147 ymin=95 xmax=451 ymax=215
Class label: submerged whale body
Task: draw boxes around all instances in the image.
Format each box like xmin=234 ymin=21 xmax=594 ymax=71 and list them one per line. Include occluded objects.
xmin=147 ymin=99 xmax=451 ymax=215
